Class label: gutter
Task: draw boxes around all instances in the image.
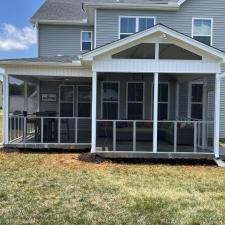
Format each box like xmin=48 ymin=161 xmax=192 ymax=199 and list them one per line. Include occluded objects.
xmin=0 ymin=61 xmax=82 ymax=68
xmin=83 ymin=2 xmax=180 ymax=11
xmin=30 ymin=19 xmax=89 ymax=26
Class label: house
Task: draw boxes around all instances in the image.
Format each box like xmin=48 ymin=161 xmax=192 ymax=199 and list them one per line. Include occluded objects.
xmin=0 ymin=0 xmax=225 ymax=159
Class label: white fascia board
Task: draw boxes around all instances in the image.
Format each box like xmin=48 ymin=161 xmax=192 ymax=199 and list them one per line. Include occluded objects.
xmin=0 ymin=60 xmax=82 ymax=68
xmin=177 ymin=0 xmax=188 ymax=6
xmin=84 ymin=2 xmax=179 ymax=11
xmin=30 ymin=19 xmax=89 ymax=26
xmin=82 ymin=25 xmax=225 ymax=62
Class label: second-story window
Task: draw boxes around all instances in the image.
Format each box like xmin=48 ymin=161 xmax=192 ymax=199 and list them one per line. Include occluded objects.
xmin=81 ymin=31 xmax=92 ymax=51
xmin=192 ymin=18 xmax=213 ymax=46
xmin=119 ymin=16 xmax=155 ymax=39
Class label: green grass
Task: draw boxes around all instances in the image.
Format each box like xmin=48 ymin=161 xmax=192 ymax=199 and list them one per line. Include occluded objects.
xmin=1 ymin=152 xmax=225 ymax=225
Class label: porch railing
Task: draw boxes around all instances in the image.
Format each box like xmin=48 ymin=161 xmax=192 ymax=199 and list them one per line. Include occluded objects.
xmin=96 ymin=120 xmax=214 ymax=153
xmin=9 ymin=116 xmax=91 ymax=145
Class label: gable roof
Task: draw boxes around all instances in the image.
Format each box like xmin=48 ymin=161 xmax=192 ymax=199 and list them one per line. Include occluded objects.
xmin=31 ymin=0 xmax=188 ymax=25
xmin=82 ymin=24 xmax=225 ymax=62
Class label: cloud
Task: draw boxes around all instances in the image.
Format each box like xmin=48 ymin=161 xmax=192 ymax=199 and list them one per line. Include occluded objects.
xmin=0 ymin=24 xmax=37 ymax=51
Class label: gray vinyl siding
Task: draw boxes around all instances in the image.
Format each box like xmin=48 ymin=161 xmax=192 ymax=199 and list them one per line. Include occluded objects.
xmin=96 ymin=0 xmax=225 ymax=51
xmin=39 ymin=25 xmax=94 ymax=57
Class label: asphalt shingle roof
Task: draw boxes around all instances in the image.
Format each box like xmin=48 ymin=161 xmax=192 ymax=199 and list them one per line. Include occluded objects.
xmin=0 ymin=55 xmax=79 ymax=64
xmin=31 ymin=0 xmax=178 ymax=23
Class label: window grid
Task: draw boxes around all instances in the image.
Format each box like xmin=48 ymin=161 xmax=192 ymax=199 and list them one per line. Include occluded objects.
xmin=81 ymin=31 xmax=92 ymax=51
xmin=119 ymin=16 xmax=156 ymax=39
xmin=192 ymin=18 xmax=213 ymax=45
xmin=126 ymin=82 xmax=145 ymax=120
xmin=101 ymin=81 xmax=120 ymax=120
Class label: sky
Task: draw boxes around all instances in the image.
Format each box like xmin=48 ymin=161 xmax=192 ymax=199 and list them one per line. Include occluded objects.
xmin=0 ymin=0 xmax=44 ymax=60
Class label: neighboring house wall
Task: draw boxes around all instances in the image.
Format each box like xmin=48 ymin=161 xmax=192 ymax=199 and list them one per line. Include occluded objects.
xmin=0 ymin=81 xmax=2 ymax=108
xmin=96 ymin=0 xmax=225 ymax=50
xmin=38 ymin=25 xmax=94 ymax=57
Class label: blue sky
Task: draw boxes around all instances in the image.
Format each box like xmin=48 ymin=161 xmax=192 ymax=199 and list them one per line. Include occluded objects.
xmin=0 ymin=0 xmax=44 ymax=59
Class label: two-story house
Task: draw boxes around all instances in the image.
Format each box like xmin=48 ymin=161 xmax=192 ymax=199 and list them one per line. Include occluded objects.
xmin=1 ymin=0 xmax=225 ymax=159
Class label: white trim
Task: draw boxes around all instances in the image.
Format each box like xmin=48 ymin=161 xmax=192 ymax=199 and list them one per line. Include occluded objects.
xmin=118 ymin=16 xmax=156 ymax=39
xmin=91 ymin=72 xmax=97 ymax=153
xmin=101 ymin=81 xmax=120 ymax=120
xmin=192 ymin=18 xmax=213 ymax=46
xmin=59 ymin=85 xmax=75 ymax=117
xmin=81 ymin=31 xmax=93 ymax=52
xmin=82 ymin=24 xmax=225 ymax=62
xmin=153 ymin=73 xmax=158 ymax=153
xmin=31 ymin=19 xmax=88 ymax=26
xmin=214 ymin=74 xmax=221 ymax=158
xmin=94 ymin=9 xmax=97 ymax=49
xmin=126 ymin=82 xmax=145 ymax=120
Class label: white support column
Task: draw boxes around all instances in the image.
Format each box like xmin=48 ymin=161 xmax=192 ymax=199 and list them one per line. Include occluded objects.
xmin=3 ymin=74 xmax=9 ymax=144
xmin=91 ymin=71 xmax=97 ymax=153
xmin=202 ymin=78 xmax=207 ymax=149
xmin=214 ymin=74 xmax=221 ymax=158
xmin=153 ymin=72 xmax=159 ymax=153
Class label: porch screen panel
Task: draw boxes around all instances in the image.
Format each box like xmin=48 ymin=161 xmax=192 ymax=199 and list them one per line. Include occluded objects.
xmin=127 ymin=83 xmax=144 ymax=120
xmin=60 ymin=86 xmax=74 ymax=117
xmin=77 ymin=85 xmax=91 ymax=117
xmin=152 ymin=83 xmax=169 ymax=120
xmin=102 ymin=82 xmax=119 ymax=119
xmin=27 ymin=82 xmax=38 ymax=114
xmin=191 ymin=83 xmax=203 ymax=120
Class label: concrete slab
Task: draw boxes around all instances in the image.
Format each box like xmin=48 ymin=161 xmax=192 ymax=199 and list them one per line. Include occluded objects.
xmin=213 ymin=158 xmax=225 ymax=167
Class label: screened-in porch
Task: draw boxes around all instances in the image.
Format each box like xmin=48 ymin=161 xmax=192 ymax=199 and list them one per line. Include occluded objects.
xmin=95 ymin=73 xmax=215 ymax=154
xmin=8 ymin=75 xmax=92 ymax=147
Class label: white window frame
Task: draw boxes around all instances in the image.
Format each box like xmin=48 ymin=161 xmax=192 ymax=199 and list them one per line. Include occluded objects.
xmin=119 ymin=16 xmax=156 ymax=39
xmin=188 ymin=81 xmax=204 ymax=120
xmin=81 ymin=31 xmax=93 ymax=51
xmin=126 ymin=82 xmax=145 ymax=120
xmin=192 ymin=18 xmax=213 ymax=46
xmin=59 ymin=85 xmax=75 ymax=117
xmin=76 ymin=85 xmax=92 ymax=118
xmin=101 ymin=81 xmax=120 ymax=120
xmin=151 ymin=82 xmax=170 ymax=120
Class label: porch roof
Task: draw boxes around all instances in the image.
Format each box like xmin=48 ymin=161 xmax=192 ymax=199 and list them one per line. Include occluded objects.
xmin=0 ymin=55 xmax=81 ymax=67
xmin=81 ymin=24 xmax=225 ymax=63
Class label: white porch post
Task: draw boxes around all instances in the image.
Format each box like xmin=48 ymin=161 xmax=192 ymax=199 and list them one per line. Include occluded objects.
xmin=153 ymin=72 xmax=159 ymax=153
xmin=214 ymin=73 xmax=221 ymax=158
xmin=3 ymin=74 xmax=9 ymax=144
xmin=91 ymin=71 xmax=97 ymax=153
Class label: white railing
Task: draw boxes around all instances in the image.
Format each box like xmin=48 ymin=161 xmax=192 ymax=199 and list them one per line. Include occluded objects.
xmin=96 ymin=120 xmax=214 ymax=153
xmin=9 ymin=116 xmax=91 ymax=145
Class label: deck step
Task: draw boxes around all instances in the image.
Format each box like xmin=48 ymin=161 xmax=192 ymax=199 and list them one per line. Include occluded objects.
xmin=213 ymin=158 xmax=225 ymax=167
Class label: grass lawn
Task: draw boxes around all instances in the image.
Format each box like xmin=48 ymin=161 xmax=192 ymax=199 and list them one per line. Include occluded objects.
xmin=0 ymin=152 xmax=225 ymax=225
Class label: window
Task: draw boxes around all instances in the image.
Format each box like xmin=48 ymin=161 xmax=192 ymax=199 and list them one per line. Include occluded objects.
xmin=77 ymin=85 xmax=91 ymax=117
xmin=191 ymin=83 xmax=203 ymax=119
xmin=60 ymin=85 xmax=74 ymax=117
xmin=102 ymin=82 xmax=119 ymax=119
xmin=192 ymin=18 xmax=213 ymax=45
xmin=81 ymin=31 xmax=92 ymax=51
xmin=127 ymin=82 xmax=144 ymax=120
xmin=119 ymin=16 xmax=155 ymax=39
xmin=152 ymin=83 xmax=169 ymax=120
